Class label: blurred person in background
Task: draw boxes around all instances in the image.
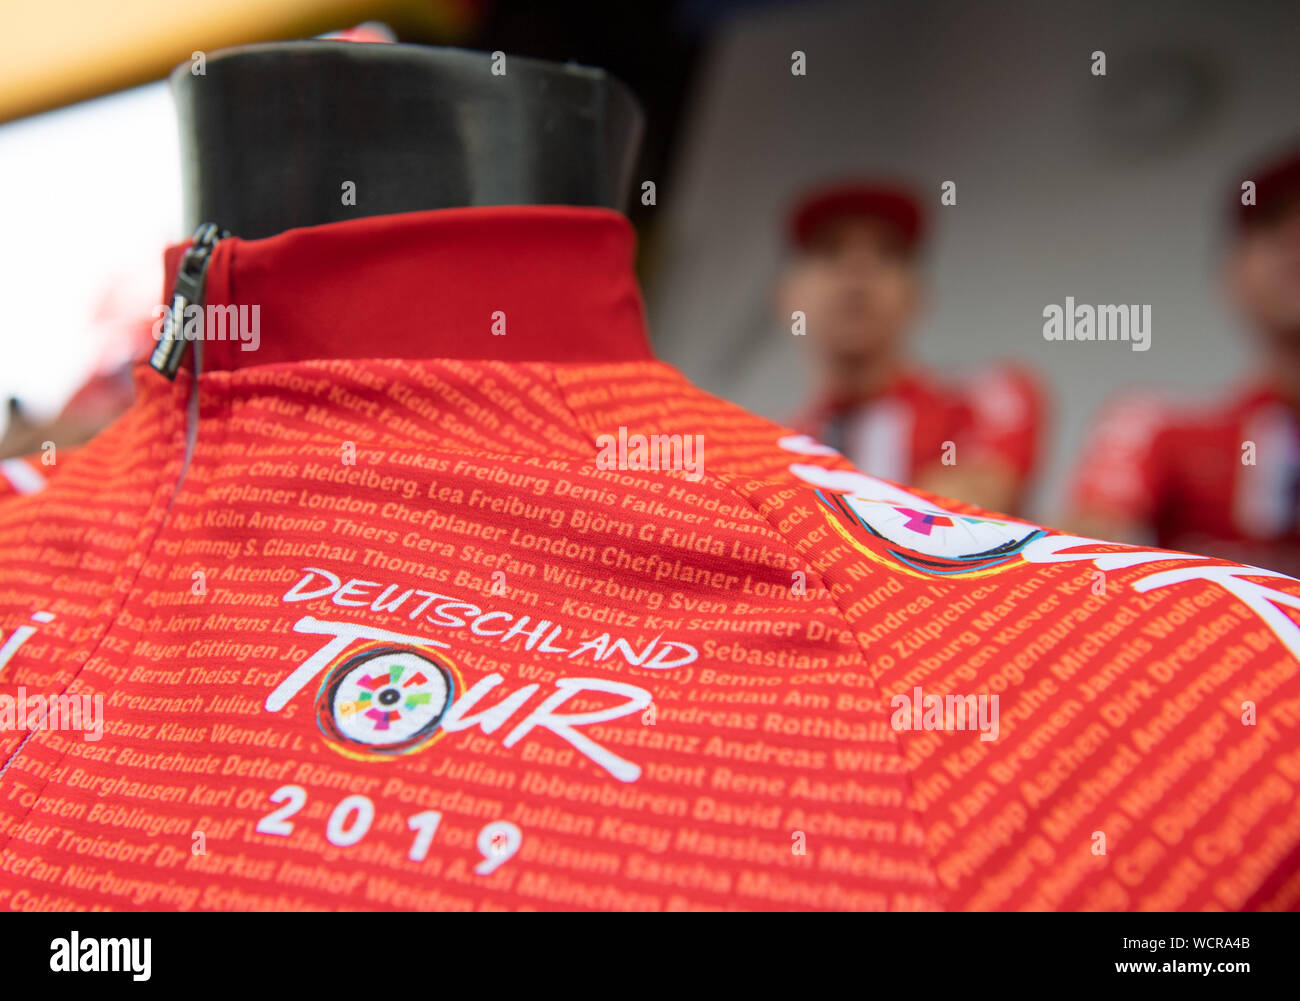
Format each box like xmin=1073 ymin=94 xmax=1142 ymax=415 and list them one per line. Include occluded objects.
xmin=0 ymin=284 xmax=150 ymax=497
xmin=1067 ymin=146 xmax=1300 ymax=575
xmin=781 ymin=181 xmax=1045 ymax=516
xmin=0 ymin=24 xmax=393 ymax=475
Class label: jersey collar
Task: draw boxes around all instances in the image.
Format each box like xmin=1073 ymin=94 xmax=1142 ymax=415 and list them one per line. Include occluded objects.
xmin=158 ymin=205 xmax=654 ymax=372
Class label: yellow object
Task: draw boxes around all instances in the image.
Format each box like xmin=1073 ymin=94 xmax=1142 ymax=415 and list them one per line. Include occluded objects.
xmin=0 ymin=0 xmax=394 ymax=122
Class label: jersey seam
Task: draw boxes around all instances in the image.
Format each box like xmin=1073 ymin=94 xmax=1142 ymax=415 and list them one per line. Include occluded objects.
xmin=0 ymin=376 xmax=196 ymax=858
xmin=544 ymin=363 xmax=949 ymax=910
xmin=704 ymin=469 xmax=951 ymax=911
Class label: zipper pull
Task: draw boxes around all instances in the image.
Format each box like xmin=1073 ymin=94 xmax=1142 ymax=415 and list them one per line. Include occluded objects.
xmin=149 ymin=222 xmax=227 ymax=379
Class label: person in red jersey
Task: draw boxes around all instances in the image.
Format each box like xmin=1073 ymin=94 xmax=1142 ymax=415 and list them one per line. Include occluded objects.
xmin=0 ymin=205 xmax=1299 ymax=912
xmin=1068 ymin=147 xmax=1300 ymax=576
xmin=781 ymin=181 xmax=1045 ymax=516
xmin=0 ymin=287 xmax=157 ymax=497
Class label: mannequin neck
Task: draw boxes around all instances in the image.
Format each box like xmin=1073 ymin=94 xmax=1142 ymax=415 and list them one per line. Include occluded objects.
xmin=171 ymin=41 xmax=644 ymax=240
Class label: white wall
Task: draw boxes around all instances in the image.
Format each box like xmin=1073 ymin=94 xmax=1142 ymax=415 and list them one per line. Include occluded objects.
xmin=0 ymin=82 xmax=179 ymax=422
xmin=646 ymin=0 xmax=1300 ymax=518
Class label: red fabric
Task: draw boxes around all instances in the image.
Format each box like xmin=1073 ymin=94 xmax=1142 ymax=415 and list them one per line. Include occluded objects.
xmin=791 ymin=364 xmax=1044 ymax=490
xmin=0 ymin=456 xmax=47 ymax=500
xmin=0 ymin=208 xmax=1299 ymax=912
xmin=1070 ymin=383 xmax=1300 ymax=577
xmin=161 ymin=206 xmax=653 ymax=371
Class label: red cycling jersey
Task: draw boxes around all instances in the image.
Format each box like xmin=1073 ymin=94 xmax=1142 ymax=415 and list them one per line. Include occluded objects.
xmin=791 ymin=365 xmax=1044 ymax=507
xmin=1071 ymin=383 xmax=1300 ymax=577
xmin=0 ymin=207 xmax=1298 ymax=911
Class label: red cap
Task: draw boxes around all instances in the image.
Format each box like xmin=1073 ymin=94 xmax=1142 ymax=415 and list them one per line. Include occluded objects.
xmin=1233 ymin=146 xmax=1300 ymax=232
xmin=788 ymin=181 xmax=925 ymax=251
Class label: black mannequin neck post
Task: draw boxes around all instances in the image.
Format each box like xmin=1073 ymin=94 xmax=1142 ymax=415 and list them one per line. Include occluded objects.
xmin=170 ymin=41 xmax=645 ymax=240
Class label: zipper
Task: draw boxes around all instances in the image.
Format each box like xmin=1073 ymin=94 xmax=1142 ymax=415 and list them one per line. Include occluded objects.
xmin=0 ymin=225 xmax=227 ymax=792
xmin=148 ymin=222 xmax=228 ymax=379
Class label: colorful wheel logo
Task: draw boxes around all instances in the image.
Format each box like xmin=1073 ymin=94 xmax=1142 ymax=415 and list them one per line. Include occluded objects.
xmin=816 ymin=490 xmax=1045 ymax=578
xmin=315 ymin=644 xmax=457 ymax=760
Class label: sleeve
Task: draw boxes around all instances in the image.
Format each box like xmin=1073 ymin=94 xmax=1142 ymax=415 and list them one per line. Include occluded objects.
xmin=1067 ymin=390 xmax=1168 ymax=523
